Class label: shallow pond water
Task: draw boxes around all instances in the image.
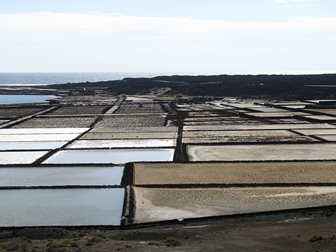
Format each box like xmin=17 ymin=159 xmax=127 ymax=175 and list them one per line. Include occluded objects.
xmin=0 ymin=151 xmax=48 ymax=164
xmin=0 ymin=188 xmax=124 ymax=226
xmin=0 ymin=141 xmax=67 ymax=150
xmin=0 ymin=95 xmax=58 ymax=105
xmin=0 ymin=166 xmax=124 ymax=186
xmin=44 ymin=149 xmax=175 ymax=164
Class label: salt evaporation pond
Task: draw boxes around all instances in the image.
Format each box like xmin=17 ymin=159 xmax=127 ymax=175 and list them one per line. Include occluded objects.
xmin=44 ymin=149 xmax=175 ymax=164
xmin=0 ymin=151 xmax=48 ymax=165
xmin=0 ymin=188 xmax=124 ymax=226
xmin=0 ymin=134 xmax=79 ymax=142
xmin=0 ymin=141 xmax=67 ymax=150
xmin=0 ymin=166 xmax=124 ymax=186
xmin=0 ymin=128 xmax=89 ymax=135
xmin=68 ymin=139 xmax=176 ymax=149
xmin=0 ymin=95 xmax=58 ymax=105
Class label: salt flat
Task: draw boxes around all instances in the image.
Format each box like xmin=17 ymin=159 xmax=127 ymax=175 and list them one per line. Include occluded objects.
xmin=184 ymin=129 xmax=303 ymax=138
xmin=187 ymin=144 xmax=336 ymax=162
xmin=292 ymin=129 xmax=336 ymax=136
xmin=90 ymin=127 xmax=178 ymax=133
xmin=302 ymin=115 xmax=336 ymax=121
xmin=134 ymin=187 xmax=336 ymax=223
xmin=245 ymin=112 xmax=308 ymax=118
xmin=81 ymin=132 xmax=177 ymax=140
xmin=183 ymin=123 xmax=336 ymax=131
xmin=133 ymin=162 xmax=336 ymax=185
xmin=0 ymin=133 xmax=80 ymax=142
xmin=315 ymin=135 xmax=336 ymax=141
xmin=44 ymin=149 xmax=175 ymax=164
xmin=12 ymin=117 xmax=97 ymax=128
xmin=0 ymin=128 xmax=89 ymax=134
xmin=0 ymin=151 xmax=48 ymax=164
xmin=0 ymin=141 xmax=67 ymax=150
xmin=67 ymin=139 xmax=176 ymax=149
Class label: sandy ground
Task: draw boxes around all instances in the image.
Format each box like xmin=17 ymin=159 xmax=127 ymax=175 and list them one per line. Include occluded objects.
xmin=223 ymin=103 xmax=265 ymax=109
xmin=183 ymin=123 xmax=336 ymax=131
xmin=306 ymin=109 xmax=336 ymax=116
xmin=247 ymin=107 xmax=288 ymax=112
xmin=187 ymin=143 xmax=336 ymax=162
xmin=182 ymin=129 xmax=315 ymax=143
xmin=182 ymin=136 xmax=315 ymax=144
xmin=81 ymin=132 xmax=177 ymax=140
xmin=176 ymin=104 xmax=229 ymax=111
xmin=133 ymin=187 xmax=336 ymax=223
xmin=245 ymin=112 xmax=309 ymax=118
xmin=0 ymin=208 xmax=335 ymax=251
xmin=12 ymin=117 xmax=97 ymax=128
xmin=269 ymin=118 xmax=310 ymax=124
xmin=292 ymin=129 xmax=336 ymax=135
xmin=95 ymin=115 xmax=167 ymax=128
xmin=184 ymin=117 xmax=240 ymax=122
xmin=0 ymin=120 xmax=9 ymax=125
xmin=116 ymin=104 xmax=165 ymax=114
xmin=133 ymin=162 xmax=336 ymax=185
xmin=303 ymin=115 xmax=336 ymax=121
xmin=184 ymin=130 xmax=302 ymax=138
xmin=90 ymin=127 xmax=178 ymax=133
xmin=58 ymin=95 xmax=117 ymax=105
xmin=183 ymin=120 xmax=261 ymax=126
xmin=316 ymin=135 xmax=336 ymax=141
xmin=0 ymin=107 xmax=46 ymax=119
xmin=187 ymin=111 xmax=233 ymax=117
xmin=46 ymin=106 xmax=108 ymax=116
xmin=268 ymin=101 xmax=312 ymax=106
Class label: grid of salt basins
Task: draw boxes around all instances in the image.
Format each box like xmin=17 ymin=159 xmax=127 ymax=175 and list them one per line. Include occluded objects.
xmin=182 ymin=101 xmax=336 ymax=162
xmin=124 ymin=100 xmax=336 ymax=224
xmin=2 ymin=100 xmax=336 ymax=227
xmin=0 ymin=105 xmax=57 ymax=130
xmin=0 ymin=103 xmax=177 ymax=227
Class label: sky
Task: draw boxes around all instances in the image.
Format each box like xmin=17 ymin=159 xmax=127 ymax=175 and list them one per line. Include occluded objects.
xmin=0 ymin=0 xmax=336 ymax=74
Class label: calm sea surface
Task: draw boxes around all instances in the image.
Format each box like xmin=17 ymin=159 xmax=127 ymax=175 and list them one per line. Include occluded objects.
xmin=0 ymin=72 xmax=173 ymax=86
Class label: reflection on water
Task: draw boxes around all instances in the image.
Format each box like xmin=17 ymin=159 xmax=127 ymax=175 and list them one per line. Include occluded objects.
xmin=0 ymin=95 xmax=58 ymax=104
xmin=44 ymin=148 xmax=175 ymax=164
xmin=0 ymin=188 xmax=124 ymax=226
xmin=0 ymin=166 xmax=124 ymax=186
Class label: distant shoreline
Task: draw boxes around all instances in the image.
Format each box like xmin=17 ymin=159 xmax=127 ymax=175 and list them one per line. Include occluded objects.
xmin=1 ymin=74 xmax=336 ymax=100
xmin=45 ymin=73 xmax=336 ymax=100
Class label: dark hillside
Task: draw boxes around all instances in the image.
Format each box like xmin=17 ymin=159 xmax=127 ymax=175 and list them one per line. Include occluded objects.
xmin=49 ymin=74 xmax=336 ymax=99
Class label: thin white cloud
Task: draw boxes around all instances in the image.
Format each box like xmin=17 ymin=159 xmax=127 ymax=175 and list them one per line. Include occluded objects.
xmin=274 ymin=0 xmax=317 ymax=6
xmin=0 ymin=12 xmax=335 ymax=73
xmin=275 ymin=0 xmax=316 ymax=3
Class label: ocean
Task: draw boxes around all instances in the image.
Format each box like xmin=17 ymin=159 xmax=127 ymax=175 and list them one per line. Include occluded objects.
xmin=0 ymin=72 xmax=172 ymax=86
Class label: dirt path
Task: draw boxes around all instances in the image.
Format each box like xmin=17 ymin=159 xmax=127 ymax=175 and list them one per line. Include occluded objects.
xmin=0 ymin=208 xmax=335 ymax=252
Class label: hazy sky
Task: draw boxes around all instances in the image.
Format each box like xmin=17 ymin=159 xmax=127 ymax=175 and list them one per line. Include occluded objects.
xmin=1 ymin=0 xmax=335 ymax=74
